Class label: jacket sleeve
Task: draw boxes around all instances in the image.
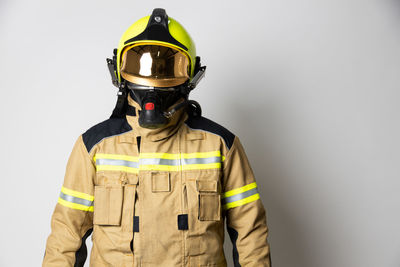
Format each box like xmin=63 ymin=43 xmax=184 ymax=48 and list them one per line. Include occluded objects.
xmin=222 ymin=136 xmax=271 ymax=267
xmin=43 ymin=135 xmax=95 ymax=267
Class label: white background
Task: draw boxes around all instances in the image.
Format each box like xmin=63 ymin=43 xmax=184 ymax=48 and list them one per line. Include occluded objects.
xmin=1 ymin=0 xmax=400 ymax=266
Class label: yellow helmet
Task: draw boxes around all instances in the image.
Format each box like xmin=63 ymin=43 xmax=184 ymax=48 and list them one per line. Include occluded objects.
xmin=109 ymin=8 xmax=201 ymax=88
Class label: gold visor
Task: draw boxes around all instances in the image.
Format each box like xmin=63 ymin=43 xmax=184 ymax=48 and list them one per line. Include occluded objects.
xmin=120 ymin=45 xmax=190 ymax=87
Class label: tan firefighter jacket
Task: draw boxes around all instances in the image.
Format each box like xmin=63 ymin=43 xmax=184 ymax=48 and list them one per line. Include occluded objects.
xmin=43 ymin=94 xmax=271 ymax=267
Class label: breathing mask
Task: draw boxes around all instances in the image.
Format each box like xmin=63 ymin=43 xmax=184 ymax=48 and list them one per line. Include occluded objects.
xmin=127 ymin=82 xmax=187 ymax=129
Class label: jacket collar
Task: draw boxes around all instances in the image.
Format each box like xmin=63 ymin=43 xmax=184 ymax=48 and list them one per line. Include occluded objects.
xmin=124 ymin=93 xmax=188 ymax=142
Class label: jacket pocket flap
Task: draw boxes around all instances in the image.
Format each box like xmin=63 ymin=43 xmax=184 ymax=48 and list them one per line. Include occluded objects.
xmin=196 ymin=180 xmax=218 ymax=192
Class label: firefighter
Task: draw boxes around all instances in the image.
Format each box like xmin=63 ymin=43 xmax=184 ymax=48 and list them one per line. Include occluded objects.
xmin=43 ymin=8 xmax=271 ymax=267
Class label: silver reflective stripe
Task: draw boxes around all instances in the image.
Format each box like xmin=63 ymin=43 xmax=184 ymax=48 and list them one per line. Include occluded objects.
xmin=59 ymin=192 xmax=93 ymax=207
xmin=139 ymin=157 xmax=221 ymax=166
xmin=95 ymin=155 xmax=222 ymax=168
xmin=182 ymin=156 xmax=221 ymax=165
xmin=96 ymin=158 xmax=139 ymax=168
xmin=222 ymin=187 xmax=259 ymax=205
xmin=139 ymin=158 xmax=180 ymax=166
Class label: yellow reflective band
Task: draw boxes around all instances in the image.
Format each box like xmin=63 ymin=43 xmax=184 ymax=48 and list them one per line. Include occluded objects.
xmin=139 ymin=153 xmax=180 ymax=160
xmin=96 ymin=165 xmax=139 ymax=174
xmin=223 ymin=193 xmax=260 ymax=210
xmin=222 ymin=182 xmax=257 ymax=199
xmin=181 ymin=163 xmax=221 ymax=170
xmin=181 ymin=151 xmax=221 ymax=159
xmin=58 ymin=197 xmax=94 ymax=212
xmin=135 ymin=163 xmax=221 ymax=172
xmin=94 ymin=153 xmax=139 ymax=162
xmin=139 ymin=164 xmax=179 ymax=172
xmin=94 ymin=151 xmax=223 ymax=173
xmin=61 ymin=186 xmax=94 ymax=201
xmin=138 ymin=151 xmax=221 ymax=160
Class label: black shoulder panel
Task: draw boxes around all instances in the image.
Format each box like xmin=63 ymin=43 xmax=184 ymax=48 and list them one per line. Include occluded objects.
xmin=82 ymin=118 xmax=132 ymax=153
xmin=185 ymin=115 xmax=235 ymax=150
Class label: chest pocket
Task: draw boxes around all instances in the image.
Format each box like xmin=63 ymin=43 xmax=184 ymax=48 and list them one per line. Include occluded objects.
xmin=93 ymin=172 xmax=138 ymax=226
xmin=151 ymin=172 xmax=171 ymax=192
xmin=93 ymin=185 xmax=123 ymax=225
xmin=197 ymin=179 xmax=221 ymax=221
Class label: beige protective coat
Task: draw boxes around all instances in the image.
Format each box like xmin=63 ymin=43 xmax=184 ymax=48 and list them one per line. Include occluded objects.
xmin=43 ymin=95 xmax=271 ymax=267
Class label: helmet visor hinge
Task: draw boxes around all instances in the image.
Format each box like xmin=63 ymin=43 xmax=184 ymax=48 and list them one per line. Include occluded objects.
xmin=107 ymin=49 xmax=119 ymax=88
xmin=188 ymin=66 xmax=206 ymax=90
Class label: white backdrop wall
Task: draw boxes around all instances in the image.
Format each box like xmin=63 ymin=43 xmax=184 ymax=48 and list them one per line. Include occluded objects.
xmin=0 ymin=1 xmax=399 ymax=266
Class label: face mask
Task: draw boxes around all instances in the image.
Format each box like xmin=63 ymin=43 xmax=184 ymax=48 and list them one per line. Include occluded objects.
xmin=128 ymin=83 xmax=186 ymax=129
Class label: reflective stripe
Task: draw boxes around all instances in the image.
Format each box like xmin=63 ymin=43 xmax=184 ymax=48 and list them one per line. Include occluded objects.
xmin=60 ymin=192 xmax=93 ymax=207
xmin=140 ymin=153 xmax=180 ymax=160
xmin=223 ymin=193 xmax=260 ymax=210
xmin=181 ymin=163 xmax=221 ymax=171
xmin=138 ymin=162 xmax=222 ymax=172
xmin=139 ymin=151 xmax=221 ymax=160
xmin=96 ymin=158 xmax=139 ymax=168
xmin=94 ymin=153 xmax=138 ymax=162
xmin=222 ymin=187 xmax=258 ymax=204
xmin=95 ymin=151 xmax=223 ymax=172
xmin=180 ymin=151 xmax=221 ymax=159
xmin=58 ymin=198 xmax=94 ymax=212
xmin=58 ymin=187 xmax=94 ymax=212
xmin=222 ymin=182 xmax=260 ymax=210
xmin=222 ymin=182 xmax=257 ymax=198
xmin=61 ymin=186 xmax=94 ymax=201
xmin=139 ymin=164 xmax=179 ymax=172
xmin=139 ymin=157 xmax=220 ymax=166
xmin=182 ymin=156 xmax=220 ymax=165
xmin=96 ymin=165 xmax=139 ymax=173
xmin=140 ymin=158 xmax=180 ymax=166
